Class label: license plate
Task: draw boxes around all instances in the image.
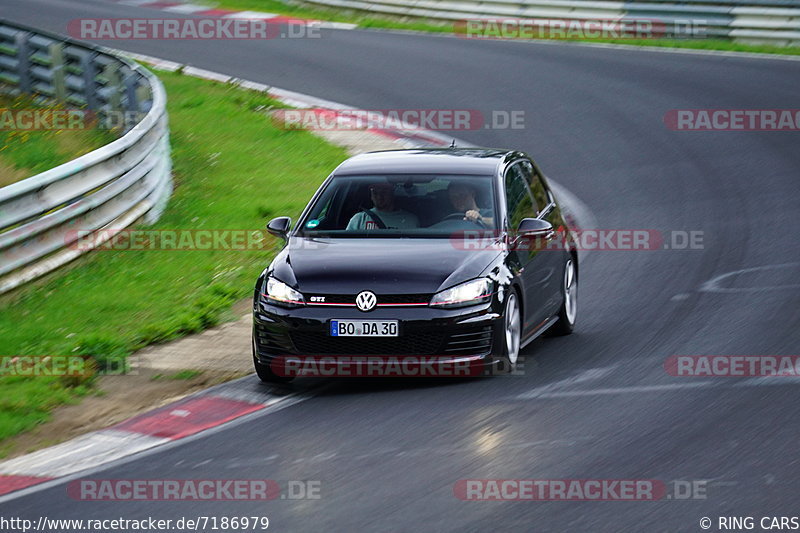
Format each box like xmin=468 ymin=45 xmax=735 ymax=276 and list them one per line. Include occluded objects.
xmin=330 ymin=320 xmax=399 ymax=337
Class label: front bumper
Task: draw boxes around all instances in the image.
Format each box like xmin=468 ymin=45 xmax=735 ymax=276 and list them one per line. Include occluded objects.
xmin=252 ymin=299 xmax=504 ymax=373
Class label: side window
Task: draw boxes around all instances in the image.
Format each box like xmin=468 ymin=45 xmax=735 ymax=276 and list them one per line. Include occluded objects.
xmin=303 ymin=185 xmax=335 ymax=229
xmin=504 ymin=163 xmax=537 ymax=231
xmin=517 ymin=160 xmax=549 ymax=214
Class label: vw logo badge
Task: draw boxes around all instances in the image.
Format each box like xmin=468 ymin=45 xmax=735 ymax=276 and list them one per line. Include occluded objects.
xmin=355 ymin=291 xmax=377 ymax=312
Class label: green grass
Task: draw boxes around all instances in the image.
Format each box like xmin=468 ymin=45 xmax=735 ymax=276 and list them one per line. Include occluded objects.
xmin=0 ymin=95 xmax=117 ymax=187
xmin=151 ymin=370 xmax=204 ymax=381
xmin=0 ymin=376 xmax=93 ymax=443
xmin=205 ymin=0 xmax=800 ymax=56
xmin=0 ymin=69 xmax=348 ymax=445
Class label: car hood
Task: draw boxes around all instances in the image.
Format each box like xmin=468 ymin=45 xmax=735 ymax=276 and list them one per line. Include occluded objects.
xmin=270 ymin=237 xmax=502 ymax=294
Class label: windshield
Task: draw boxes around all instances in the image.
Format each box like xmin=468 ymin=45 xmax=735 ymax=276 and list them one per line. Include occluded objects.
xmin=295 ymin=174 xmax=498 ymax=238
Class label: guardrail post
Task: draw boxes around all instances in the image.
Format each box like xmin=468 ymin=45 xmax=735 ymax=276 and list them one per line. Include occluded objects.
xmin=78 ymin=49 xmax=98 ymax=110
xmin=136 ymin=83 xmax=152 ymax=113
xmin=49 ymin=41 xmax=66 ymax=101
xmin=123 ymin=72 xmax=139 ymax=115
xmin=14 ymin=31 xmax=31 ymax=93
xmin=103 ymin=62 xmax=122 ymax=114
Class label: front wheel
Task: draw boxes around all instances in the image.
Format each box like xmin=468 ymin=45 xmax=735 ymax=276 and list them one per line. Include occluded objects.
xmin=495 ymin=290 xmax=522 ymax=374
xmin=549 ymin=256 xmax=577 ymax=336
xmin=253 ymin=342 xmax=294 ymax=383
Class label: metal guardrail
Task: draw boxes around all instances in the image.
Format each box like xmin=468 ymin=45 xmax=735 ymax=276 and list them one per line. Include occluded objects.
xmin=302 ymin=0 xmax=800 ymax=45
xmin=0 ymin=19 xmax=172 ymax=294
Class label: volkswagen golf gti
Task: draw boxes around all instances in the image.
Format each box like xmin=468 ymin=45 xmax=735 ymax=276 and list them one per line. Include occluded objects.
xmin=252 ymin=148 xmax=578 ymax=382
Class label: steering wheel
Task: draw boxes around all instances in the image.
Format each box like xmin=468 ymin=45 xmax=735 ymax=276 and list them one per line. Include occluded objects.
xmin=360 ymin=208 xmax=387 ymax=229
xmin=442 ymin=212 xmax=487 ymax=228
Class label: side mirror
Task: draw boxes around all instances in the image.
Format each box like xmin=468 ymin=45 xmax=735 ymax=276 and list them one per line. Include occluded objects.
xmin=517 ymin=218 xmax=553 ymax=237
xmin=266 ymin=216 xmax=292 ymax=239
xmin=512 ymin=218 xmax=554 ymax=252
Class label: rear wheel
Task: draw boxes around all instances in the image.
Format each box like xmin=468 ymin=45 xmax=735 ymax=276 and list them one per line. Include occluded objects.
xmin=549 ymin=256 xmax=577 ymax=336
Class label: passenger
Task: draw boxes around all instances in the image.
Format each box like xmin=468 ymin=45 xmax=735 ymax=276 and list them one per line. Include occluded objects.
xmin=346 ymin=182 xmax=420 ymax=230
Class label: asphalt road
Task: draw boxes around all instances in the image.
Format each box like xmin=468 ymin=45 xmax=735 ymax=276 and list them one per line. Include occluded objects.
xmin=3 ymin=1 xmax=800 ymax=531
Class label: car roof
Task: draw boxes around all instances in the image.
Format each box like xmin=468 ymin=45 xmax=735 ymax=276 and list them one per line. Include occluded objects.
xmin=332 ymin=148 xmax=521 ymax=177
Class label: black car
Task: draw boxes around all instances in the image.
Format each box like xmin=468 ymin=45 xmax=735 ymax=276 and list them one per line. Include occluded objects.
xmin=252 ymin=148 xmax=577 ymax=382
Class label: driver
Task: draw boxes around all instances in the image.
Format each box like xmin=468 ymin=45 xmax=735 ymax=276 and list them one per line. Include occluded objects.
xmin=447 ymin=182 xmax=494 ymax=227
xmin=346 ymin=182 xmax=419 ymax=230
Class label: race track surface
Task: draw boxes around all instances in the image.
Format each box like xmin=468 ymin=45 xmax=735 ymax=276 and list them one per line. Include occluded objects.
xmin=3 ymin=1 xmax=800 ymax=530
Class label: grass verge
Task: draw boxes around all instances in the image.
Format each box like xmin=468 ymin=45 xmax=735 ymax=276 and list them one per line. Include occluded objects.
xmin=207 ymin=0 xmax=800 ymax=56
xmin=0 ymin=69 xmax=348 ymax=448
xmin=0 ymin=95 xmax=117 ymax=187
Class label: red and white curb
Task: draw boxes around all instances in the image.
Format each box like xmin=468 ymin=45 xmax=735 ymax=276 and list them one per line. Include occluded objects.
xmin=116 ymin=0 xmax=358 ymax=30
xmin=0 ymin=378 xmax=305 ymax=498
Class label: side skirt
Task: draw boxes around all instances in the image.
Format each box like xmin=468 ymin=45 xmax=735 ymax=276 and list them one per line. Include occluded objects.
xmin=520 ymin=316 xmax=559 ymax=350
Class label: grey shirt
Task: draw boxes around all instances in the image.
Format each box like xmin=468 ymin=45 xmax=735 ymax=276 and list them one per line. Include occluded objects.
xmin=347 ymin=208 xmax=420 ymax=230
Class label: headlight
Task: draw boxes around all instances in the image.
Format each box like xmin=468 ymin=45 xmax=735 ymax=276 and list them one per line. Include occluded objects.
xmin=263 ymin=277 xmax=305 ymax=307
xmin=430 ymin=278 xmax=492 ymax=308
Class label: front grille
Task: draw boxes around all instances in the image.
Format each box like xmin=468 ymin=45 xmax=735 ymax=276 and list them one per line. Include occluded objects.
xmin=377 ymin=294 xmax=431 ymax=305
xmin=290 ymin=330 xmax=445 ymax=355
xmin=308 ymin=293 xmax=431 ymax=306
xmin=443 ymin=326 xmax=493 ymax=356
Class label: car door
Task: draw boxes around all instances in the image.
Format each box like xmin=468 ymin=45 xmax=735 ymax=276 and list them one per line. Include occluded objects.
xmin=523 ymin=159 xmax=563 ymax=317
xmin=504 ymin=160 xmax=553 ymax=336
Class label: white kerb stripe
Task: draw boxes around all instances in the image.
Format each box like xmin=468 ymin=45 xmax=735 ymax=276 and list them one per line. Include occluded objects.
xmin=0 ymin=430 xmax=168 ymax=478
xmin=162 ymin=4 xmax=211 ymax=13
xmin=223 ymin=11 xmax=279 ymax=19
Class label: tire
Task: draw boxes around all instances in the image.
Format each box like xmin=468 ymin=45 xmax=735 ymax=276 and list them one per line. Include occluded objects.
xmin=495 ymin=289 xmax=522 ymax=374
xmin=253 ymin=342 xmax=294 ymax=383
xmin=549 ymin=256 xmax=577 ymax=336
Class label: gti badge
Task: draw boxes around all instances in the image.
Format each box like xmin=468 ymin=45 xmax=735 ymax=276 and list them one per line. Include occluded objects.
xmin=355 ymin=291 xmax=377 ymax=312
